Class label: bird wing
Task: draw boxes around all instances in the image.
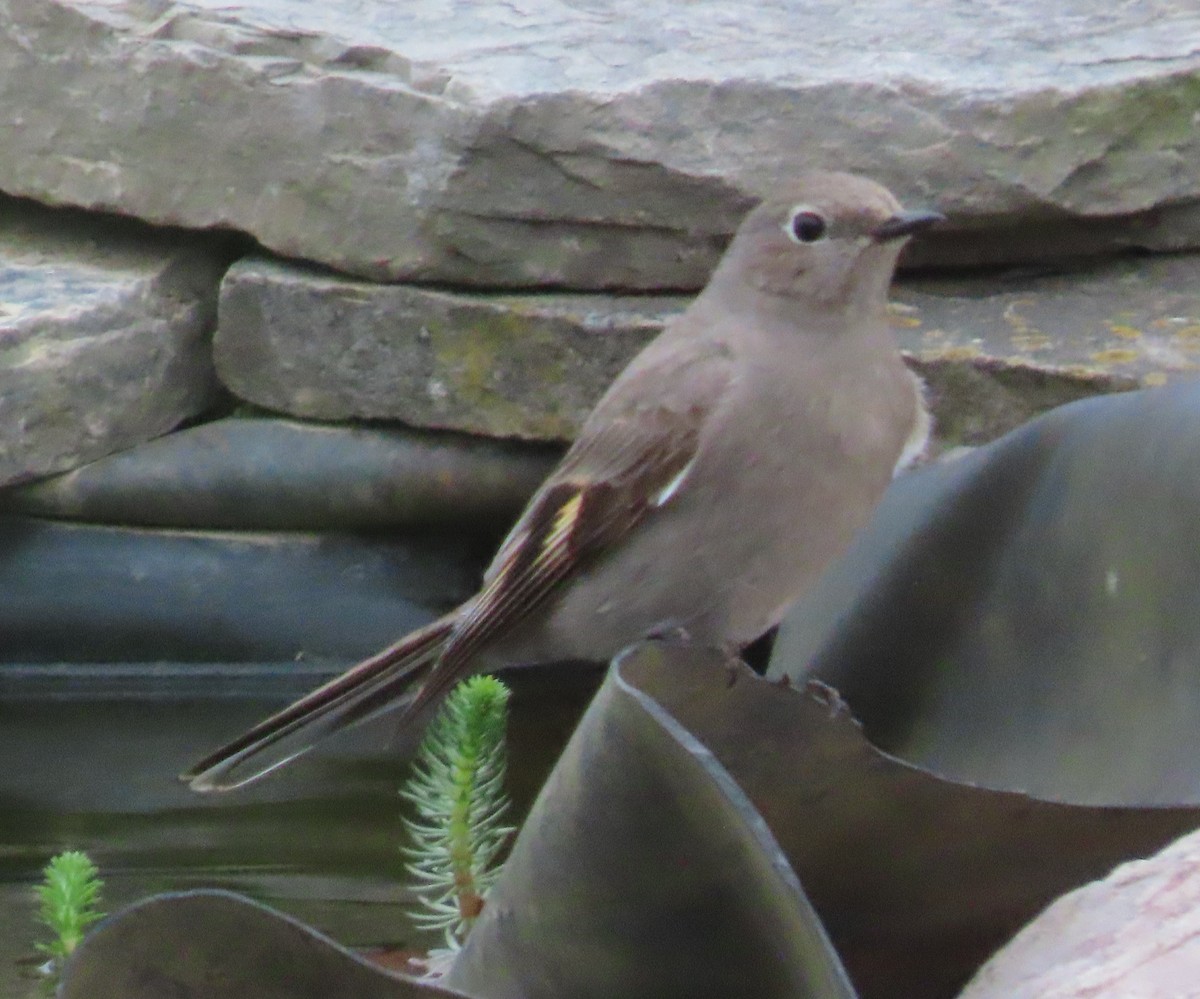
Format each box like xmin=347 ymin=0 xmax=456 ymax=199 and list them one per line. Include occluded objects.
xmin=405 ymin=353 xmax=733 ymax=715
xmin=185 ymin=342 xmax=731 ymax=789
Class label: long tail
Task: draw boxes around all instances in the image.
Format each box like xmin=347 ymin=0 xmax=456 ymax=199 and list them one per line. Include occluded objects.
xmin=182 ymin=613 xmax=456 ymax=792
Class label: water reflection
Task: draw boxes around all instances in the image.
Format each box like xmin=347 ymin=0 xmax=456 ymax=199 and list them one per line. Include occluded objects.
xmin=0 ymin=662 xmax=599 ymax=999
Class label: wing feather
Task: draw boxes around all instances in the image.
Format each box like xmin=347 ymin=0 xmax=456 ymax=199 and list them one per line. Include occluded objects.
xmin=406 ymin=379 xmax=728 ymax=715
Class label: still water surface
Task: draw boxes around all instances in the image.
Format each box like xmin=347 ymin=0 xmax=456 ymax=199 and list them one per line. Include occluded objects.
xmin=0 ymin=662 xmax=592 ymax=998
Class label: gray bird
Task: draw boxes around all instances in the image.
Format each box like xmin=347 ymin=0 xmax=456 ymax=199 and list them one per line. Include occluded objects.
xmin=184 ymin=171 xmax=942 ymax=791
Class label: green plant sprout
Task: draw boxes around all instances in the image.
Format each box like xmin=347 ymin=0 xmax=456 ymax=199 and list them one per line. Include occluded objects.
xmin=35 ymin=850 xmax=104 ymax=962
xmin=400 ymin=674 xmax=514 ymax=949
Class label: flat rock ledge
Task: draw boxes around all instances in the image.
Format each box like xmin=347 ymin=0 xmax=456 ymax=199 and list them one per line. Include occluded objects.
xmin=3 ymin=0 xmax=1200 ymax=487
xmin=1 ymin=0 xmax=1198 ymax=287
xmin=0 ymin=199 xmax=228 ymax=487
xmin=215 ymin=257 xmax=674 ymax=440
xmin=217 ymin=252 xmax=1200 ymax=445
xmin=896 ymin=253 xmax=1200 ymax=445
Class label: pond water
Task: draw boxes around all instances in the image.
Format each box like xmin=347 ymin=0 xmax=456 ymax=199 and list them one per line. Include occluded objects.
xmin=0 ymin=662 xmax=597 ymax=998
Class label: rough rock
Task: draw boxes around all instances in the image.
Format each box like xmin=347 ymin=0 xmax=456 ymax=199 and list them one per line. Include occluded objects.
xmin=958 ymin=825 xmax=1200 ymax=998
xmin=1 ymin=1 xmax=1198 ymax=287
xmin=0 ymin=416 xmax=560 ymax=530
xmin=217 ymin=252 xmax=1200 ymax=444
xmin=896 ymin=252 xmax=1200 ymax=444
xmin=0 ymin=198 xmax=229 ymax=487
xmin=216 ymin=256 xmax=673 ymax=439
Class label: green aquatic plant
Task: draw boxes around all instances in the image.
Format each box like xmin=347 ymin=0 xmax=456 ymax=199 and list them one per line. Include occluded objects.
xmin=35 ymin=850 xmax=104 ymax=962
xmin=400 ymin=675 xmax=515 ymax=948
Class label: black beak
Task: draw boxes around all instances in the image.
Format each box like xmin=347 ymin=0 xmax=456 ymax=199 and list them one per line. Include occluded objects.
xmin=870 ymin=209 xmax=945 ymax=242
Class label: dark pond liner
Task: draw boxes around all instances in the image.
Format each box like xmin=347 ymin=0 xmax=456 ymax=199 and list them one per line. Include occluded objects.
xmin=449 ymin=647 xmax=858 ymax=999
xmin=627 ymin=645 xmax=1200 ymax=998
xmin=0 ymin=515 xmax=485 ymax=663
xmin=774 ymin=381 xmax=1200 ymax=805
xmin=0 ymin=417 xmax=559 ymax=531
xmin=59 ymin=890 xmax=475 ymax=999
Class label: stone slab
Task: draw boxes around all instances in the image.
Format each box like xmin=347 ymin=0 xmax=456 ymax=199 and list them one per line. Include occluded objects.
xmin=0 ymin=1 xmax=1197 ymax=287
xmin=218 ymin=252 xmax=1200 ymax=445
xmin=897 ymin=252 xmax=1200 ymax=443
xmin=215 ymin=256 xmax=672 ymax=439
xmin=0 ymin=198 xmax=229 ymax=487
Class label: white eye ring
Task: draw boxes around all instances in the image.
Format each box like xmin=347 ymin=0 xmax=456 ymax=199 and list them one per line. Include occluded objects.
xmin=783 ymin=205 xmax=828 ymax=244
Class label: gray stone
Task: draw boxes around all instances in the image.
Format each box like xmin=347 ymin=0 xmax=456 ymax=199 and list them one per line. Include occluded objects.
xmin=0 ymin=1 xmax=1197 ymax=287
xmin=216 ymin=256 xmax=674 ymax=439
xmin=0 ymin=198 xmax=228 ymax=487
xmin=896 ymin=253 xmax=1200 ymax=444
xmin=217 ymin=252 xmax=1200 ymax=445
xmin=958 ymin=826 xmax=1200 ymax=998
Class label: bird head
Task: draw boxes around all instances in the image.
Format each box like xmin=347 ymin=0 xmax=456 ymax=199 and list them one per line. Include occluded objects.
xmin=719 ymin=172 xmax=943 ymax=315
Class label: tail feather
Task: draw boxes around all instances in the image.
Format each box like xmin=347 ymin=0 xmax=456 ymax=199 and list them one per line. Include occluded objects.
xmin=182 ymin=614 xmax=455 ymax=792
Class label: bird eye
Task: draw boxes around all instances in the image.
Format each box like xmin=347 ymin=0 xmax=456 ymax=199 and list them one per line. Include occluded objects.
xmin=786 ymin=208 xmax=827 ymax=244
